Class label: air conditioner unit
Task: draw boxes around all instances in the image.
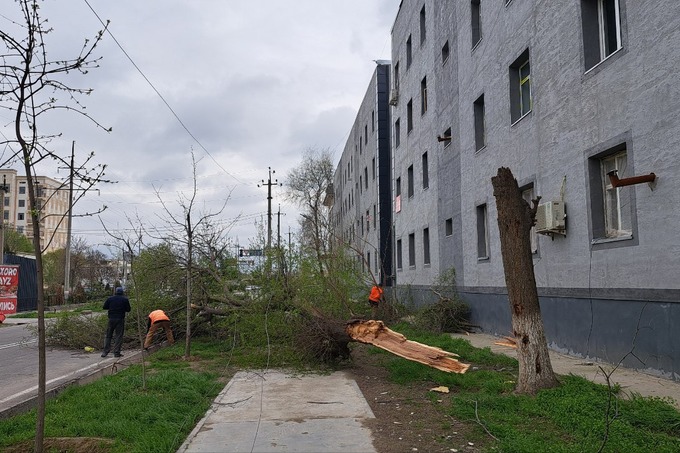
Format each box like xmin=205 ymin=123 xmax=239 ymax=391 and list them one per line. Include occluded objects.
xmin=535 ymin=200 xmax=566 ymax=234
xmin=388 ymin=89 xmax=399 ymax=106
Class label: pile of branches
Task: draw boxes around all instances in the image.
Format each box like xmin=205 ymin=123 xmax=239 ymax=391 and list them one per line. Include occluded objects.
xmin=415 ymin=291 xmax=478 ymax=334
xmin=293 ymin=308 xmax=352 ymax=364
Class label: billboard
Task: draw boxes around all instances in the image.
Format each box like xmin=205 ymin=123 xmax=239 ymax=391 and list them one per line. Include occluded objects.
xmin=0 ymin=265 xmax=19 ymax=315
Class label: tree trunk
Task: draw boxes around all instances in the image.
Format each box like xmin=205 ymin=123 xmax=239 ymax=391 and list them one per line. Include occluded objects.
xmin=491 ymin=167 xmax=559 ymax=394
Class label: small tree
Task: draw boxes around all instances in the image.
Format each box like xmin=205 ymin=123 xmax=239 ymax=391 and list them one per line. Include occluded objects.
xmin=491 ymin=167 xmax=559 ymax=394
xmin=1 ymin=2 xmax=109 ymax=449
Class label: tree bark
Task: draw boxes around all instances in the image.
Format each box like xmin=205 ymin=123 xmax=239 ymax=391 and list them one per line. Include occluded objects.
xmin=491 ymin=167 xmax=559 ymax=394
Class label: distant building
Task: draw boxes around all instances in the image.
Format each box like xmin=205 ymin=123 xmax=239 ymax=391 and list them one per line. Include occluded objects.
xmin=0 ymin=169 xmax=69 ymax=253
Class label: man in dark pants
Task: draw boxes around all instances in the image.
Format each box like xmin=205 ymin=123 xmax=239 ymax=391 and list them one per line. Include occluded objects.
xmin=101 ymin=287 xmax=131 ymax=358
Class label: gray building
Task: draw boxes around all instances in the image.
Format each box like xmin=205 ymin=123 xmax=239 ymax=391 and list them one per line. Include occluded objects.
xmin=335 ymin=0 xmax=679 ymax=380
xmin=331 ymin=63 xmax=392 ymax=286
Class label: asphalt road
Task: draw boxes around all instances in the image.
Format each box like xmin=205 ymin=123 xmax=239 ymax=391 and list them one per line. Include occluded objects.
xmin=0 ymin=320 xmax=117 ymax=417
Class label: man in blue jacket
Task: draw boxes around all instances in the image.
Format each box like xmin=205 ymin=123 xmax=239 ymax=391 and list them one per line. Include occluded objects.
xmin=101 ymin=287 xmax=131 ymax=358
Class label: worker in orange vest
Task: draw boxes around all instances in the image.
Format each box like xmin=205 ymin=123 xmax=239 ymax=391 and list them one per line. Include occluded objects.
xmin=368 ymin=283 xmax=384 ymax=319
xmin=144 ymin=309 xmax=175 ymax=350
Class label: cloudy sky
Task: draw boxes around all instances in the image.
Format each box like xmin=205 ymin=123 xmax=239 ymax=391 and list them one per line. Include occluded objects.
xmin=1 ymin=0 xmax=396 ymax=254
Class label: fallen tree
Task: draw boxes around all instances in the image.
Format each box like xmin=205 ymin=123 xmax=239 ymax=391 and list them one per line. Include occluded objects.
xmin=346 ymin=319 xmax=470 ymax=374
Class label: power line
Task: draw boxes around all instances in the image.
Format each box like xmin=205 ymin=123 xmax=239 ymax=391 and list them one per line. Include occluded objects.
xmin=82 ymin=0 xmax=246 ymax=186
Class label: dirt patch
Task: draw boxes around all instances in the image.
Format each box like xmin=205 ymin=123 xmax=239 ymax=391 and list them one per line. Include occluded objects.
xmin=347 ymin=344 xmax=487 ymax=453
xmin=3 ymin=437 xmax=114 ymax=453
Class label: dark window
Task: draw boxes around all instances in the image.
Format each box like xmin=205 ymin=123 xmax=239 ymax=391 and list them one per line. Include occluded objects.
xmin=366 ymin=209 xmax=370 ymax=233
xmin=510 ymin=49 xmax=532 ymax=123
xmin=371 ymin=111 xmax=375 ymax=132
xmin=3 ymin=197 xmax=8 ymax=207
xmin=365 ymin=125 xmax=368 ymax=144
xmin=394 ymin=62 xmax=400 ymax=91
xmin=476 ymin=204 xmax=489 ymax=259
xmin=420 ymin=76 xmax=428 ymax=115
xmin=3 ymin=210 xmax=8 ymax=220
xmin=442 ymin=127 xmax=452 ymax=147
xmin=397 ymin=239 xmax=403 ymax=269
xmin=18 ymin=199 xmax=25 ymax=208
xmin=474 ymin=94 xmax=486 ymax=151
xmin=422 ymin=152 xmax=429 ymax=189
xmin=423 ymin=227 xmax=430 ymax=265
xmin=396 ymin=177 xmax=401 ymax=197
xmin=407 ymin=165 xmax=414 ymax=198
xmin=19 ymin=186 xmax=26 ymax=194
xmin=395 ymin=118 xmax=401 ymax=147
xmin=445 ymin=218 xmax=453 ymax=236
xmin=420 ymin=5 xmax=426 ymax=44
xmin=407 ymin=99 xmax=413 ymax=132
xmin=372 ymin=158 xmax=376 ymax=180
xmin=373 ymin=204 xmax=377 ymax=228
xmin=471 ymin=0 xmax=481 ymax=48
xmin=581 ymin=0 xmax=622 ymax=70
xmin=406 ymin=35 xmax=412 ymax=68
xmin=17 ymin=212 xmax=24 ymax=221
xmin=364 ymin=167 xmax=368 ymax=189
xmin=408 ymin=233 xmax=416 ymax=267
xmin=442 ymin=40 xmax=450 ymax=63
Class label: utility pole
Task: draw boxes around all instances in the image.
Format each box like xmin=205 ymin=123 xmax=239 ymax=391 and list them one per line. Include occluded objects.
xmin=63 ymin=143 xmax=75 ymax=302
xmin=258 ymin=167 xmax=281 ymax=251
xmin=0 ymin=175 xmax=9 ymax=265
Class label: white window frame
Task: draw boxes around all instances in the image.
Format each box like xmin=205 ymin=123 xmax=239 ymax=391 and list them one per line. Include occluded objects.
xmin=598 ymin=0 xmax=621 ymax=61
xmin=601 ymin=151 xmax=632 ymax=238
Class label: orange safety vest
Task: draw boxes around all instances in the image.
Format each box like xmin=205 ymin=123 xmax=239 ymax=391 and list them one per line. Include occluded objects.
xmin=368 ymin=286 xmax=383 ymax=302
xmin=149 ymin=309 xmax=170 ymax=324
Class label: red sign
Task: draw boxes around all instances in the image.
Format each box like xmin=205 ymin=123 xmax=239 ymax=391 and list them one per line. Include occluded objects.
xmin=0 ymin=265 xmax=19 ymax=315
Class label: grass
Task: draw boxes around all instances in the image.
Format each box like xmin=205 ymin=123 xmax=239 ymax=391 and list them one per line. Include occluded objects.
xmin=378 ymin=323 xmax=680 ymax=453
xmin=1 ymin=317 xmax=678 ymax=452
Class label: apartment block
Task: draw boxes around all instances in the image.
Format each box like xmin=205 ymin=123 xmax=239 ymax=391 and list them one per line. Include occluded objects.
xmin=0 ymin=169 xmax=69 ymax=253
xmin=331 ymin=63 xmax=392 ymax=285
xmin=334 ymin=0 xmax=680 ymax=380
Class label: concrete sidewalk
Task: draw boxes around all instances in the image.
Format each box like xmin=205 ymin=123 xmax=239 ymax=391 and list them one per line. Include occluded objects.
xmin=177 ymin=370 xmax=377 ymax=453
xmin=451 ymin=332 xmax=680 ymax=409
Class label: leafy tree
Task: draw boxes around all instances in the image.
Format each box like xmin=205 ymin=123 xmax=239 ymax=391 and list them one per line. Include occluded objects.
xmin=285 ymin=148 xmax=334 ymax=276
xmin=3 ymin=226 xmax=34 ymax=254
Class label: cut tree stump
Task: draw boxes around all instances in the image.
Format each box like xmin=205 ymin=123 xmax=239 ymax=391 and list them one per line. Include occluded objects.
xmin=346 ymin=319 xmax=470 ymax=374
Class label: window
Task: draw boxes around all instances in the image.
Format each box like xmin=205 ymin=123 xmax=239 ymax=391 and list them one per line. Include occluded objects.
xmin=17 ymin=226 xmax=23 ymax=234
xmin=445 ymin=218 xmax=453 ymax=236
xmin=3 ymin=197 xmax=8 ymax=207
xmin=372 ymin=158 xmax=376 ymax=180
xmin=396 ymin=177 xmax=402 ymax=212
xmin=476 ymin=203 xmax=489 ymax=259
xmin=371 ymin=111 xmax=375 ymax=132
xmin=474 ymin=94 xmax=486 ymax=151
xmin=602 ymin=151 xmax=632 ymax=237
xmin=396 ymin=177 xmax=401 ymax=197
xmin=420 ymin=76 xmax=428 ymax=115
xmin=18 ymin=199 xmax=25 ymax=208
xmin=17 ymin=212 xmax=24 ymax=221
xmin=406 ymin=35 xmax=412 ymax=68
xmin=396 ymin=239 xmax=403 ymax=270
xmin=510 ymin=49 xmax=531 ymax=123
xmin=3 ymin=210 xmax=8 ymax=220
xmin=471 ymin=0 xmax=481 ymax=48
xmin=521 ymin=186 xmax=538 ymax=254
xmin=365 ymin=125 xmax=368 ymax=144
xmin=422 ymin=152 xmax=429 ymax=189
xmin=19 ymin=186 xmax=26 ymax=194
xmin=395 ymin=118 xmax=401 ymax=147
xmin=394 ymin=62 xmax=400 ymax=92
xmin=587 ymin=139 xmax=636 ymax=246
xmin=366 ymin=209 xmax=370 ymax=233
xmin=581 ymin=0 xmax=622 ymax=70
xmin=408 ymin=233 xmax=416 ymax=267
xmin=423 ymin=227 xmax=431 ymax=265
xmin=407 ymin=165 xmax=414 ymax=198
xmin=364 ymin=167 xmax=368 ymax=189
xmin=442 ymin=127 xmax=452 ymax=147
xmin=373 ymin=204 xmax=377 ymax=228
xmin=407 ymin=99 xmax=413 ymax=132
xmin=420 ymin=5 xmax=426 ymax=45
xmin=442 ymin=40 xmax=450 ymax=63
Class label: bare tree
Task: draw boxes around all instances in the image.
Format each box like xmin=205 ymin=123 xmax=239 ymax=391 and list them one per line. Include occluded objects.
xmin=491 ymin=167 xmax=559 ymax=394
xmin=286 ymin=148 xmax=334 ymax=275
xmin=151 ymin=152 xmax=227 ymax=359
xmin=0 ymin=2 xmax=109 ymax=449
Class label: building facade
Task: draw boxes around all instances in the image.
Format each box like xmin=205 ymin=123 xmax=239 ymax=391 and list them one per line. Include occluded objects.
xmin=0 ymin=169 xmax=69 ymax=253
xmin=331 ymin=63 xmax=393 ymax=286
xmin=334 ymin=0 xmax=680 ymax=380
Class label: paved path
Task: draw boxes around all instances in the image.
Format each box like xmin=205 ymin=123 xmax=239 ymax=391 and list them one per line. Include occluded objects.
xmin=177 ymin=370 xmax=377 ymax=453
